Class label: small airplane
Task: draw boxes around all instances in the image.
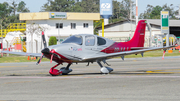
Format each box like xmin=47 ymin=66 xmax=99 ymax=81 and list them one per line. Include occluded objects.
xmin=2 ymin=20 xmax=175 ymax=76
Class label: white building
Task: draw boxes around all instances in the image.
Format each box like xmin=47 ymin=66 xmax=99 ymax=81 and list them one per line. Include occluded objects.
xmin=19 ymin=12 xmax=100 ymax=53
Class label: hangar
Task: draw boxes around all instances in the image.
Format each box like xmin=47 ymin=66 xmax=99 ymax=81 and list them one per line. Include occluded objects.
xmin=96 ymin=19 xmax=180 ymax=47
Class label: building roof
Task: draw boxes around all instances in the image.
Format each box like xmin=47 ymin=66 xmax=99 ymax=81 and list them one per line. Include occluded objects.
xmin=96 ymin=19 xmax=180 ymax=30
xmin=19 ymin=12 xmax=100 ymax=21
xmin=146 ymin=19 xmax=180 ymax=27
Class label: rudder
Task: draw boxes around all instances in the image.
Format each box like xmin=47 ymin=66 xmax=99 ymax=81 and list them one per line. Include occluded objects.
xmin=124 ymin=20 xmax=146 ymax=47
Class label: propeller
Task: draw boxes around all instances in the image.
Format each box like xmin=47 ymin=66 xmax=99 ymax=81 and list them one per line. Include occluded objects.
xmin=37 ymin=32 xmax=59 ymax=64
xmin=36 ymin=31 xmax=48 ymax=65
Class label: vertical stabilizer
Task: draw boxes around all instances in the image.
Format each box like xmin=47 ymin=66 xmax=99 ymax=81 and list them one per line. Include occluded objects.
xmin=101 ymin=20 xmax=147 ymax=53
xmin=122 ymin=20 xmax=146 ymax=47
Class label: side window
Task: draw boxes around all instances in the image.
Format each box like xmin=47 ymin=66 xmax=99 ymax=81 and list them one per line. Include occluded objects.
xmin=85 ymin=36 xmax=95 ymax=46
xmin=97 ymin=37 xmax=106 ymax=45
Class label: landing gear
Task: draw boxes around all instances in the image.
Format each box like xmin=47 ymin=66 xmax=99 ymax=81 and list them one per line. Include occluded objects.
xmin=60 ymin=63 xmax=73 ymax=75
xmin=49 ymin=63 xmax=72 ymax=76
xmin=97 ymin=61 xmax=113 ymax=74
xmin=49 ymin=63 xmax=62 ymax=76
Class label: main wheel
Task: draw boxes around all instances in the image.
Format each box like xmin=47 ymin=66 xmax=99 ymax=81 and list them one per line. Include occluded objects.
xmin=60 ymin=67 xmax=72 ymax=75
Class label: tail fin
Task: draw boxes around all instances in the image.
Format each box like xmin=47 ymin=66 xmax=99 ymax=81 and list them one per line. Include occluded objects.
xmin=123 ymin=20 xmax=146 ymax=47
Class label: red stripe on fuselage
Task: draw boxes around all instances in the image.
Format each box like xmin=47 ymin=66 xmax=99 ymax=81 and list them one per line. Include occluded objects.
xmin=101 ymin=42 xmax=132 ymax=53
xmin=44 ymin=50 xmax=72 ymax=64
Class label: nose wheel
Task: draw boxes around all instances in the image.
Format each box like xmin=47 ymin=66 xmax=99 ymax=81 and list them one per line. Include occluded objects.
xmin=49 ymin=63 xmax=73 ymax=76
xmin=49 ymin=63 xmax=62 ymax=76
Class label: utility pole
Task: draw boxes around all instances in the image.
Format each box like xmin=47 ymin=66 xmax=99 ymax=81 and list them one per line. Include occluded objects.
xmin=136 ymin=0 xmax=138 ymax=25
xmin=130 ymin=0 xmax=132 ymax=36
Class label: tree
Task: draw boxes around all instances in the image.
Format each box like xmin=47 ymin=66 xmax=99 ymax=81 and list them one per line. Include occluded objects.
xmin=79 ymin=0 xmax=99 ymax=13
xmin=0 ymin=2 xmax=12 ymax=28
xmin=109 ymin=0 xmax=135 ymax=23
xmin=41 ymin=0 xmax=100 ymax=13
xmin=41 ymin=0 xmax=76 ymax=12
xmin=9 ymin=0 xmax=18 ymax=15
xmin=17 ymin=1 xmax=30 ymax=13
xmin=162 ymin=4 xmax=178 ymax=19
xmin=49 ymin=36 xmax=57 ymax=46
xmin=139 ymin=4 xmax=178 ymax=19
xmin=0 ymin=1 xmax=30 ymax=29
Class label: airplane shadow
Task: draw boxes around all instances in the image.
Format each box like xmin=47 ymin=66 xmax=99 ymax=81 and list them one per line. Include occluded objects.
xmin=6 ymin=70 xmax=172 ymax=77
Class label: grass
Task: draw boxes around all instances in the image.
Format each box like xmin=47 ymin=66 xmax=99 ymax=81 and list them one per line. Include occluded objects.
xmin=125 ymin=50 xmax=180 ymax=58
xmin=0 ymin=50 xmax=180 ymax=63
xmin=0 ymin=54 xmax=49 ymax=63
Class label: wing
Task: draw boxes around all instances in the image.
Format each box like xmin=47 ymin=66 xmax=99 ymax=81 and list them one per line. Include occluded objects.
xmin=82 ymin=46 xmax=176 ymax=62
xmin=1 ymin=51 xmax=42 ymax=57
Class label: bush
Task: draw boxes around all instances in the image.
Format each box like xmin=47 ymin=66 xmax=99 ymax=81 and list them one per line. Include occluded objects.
xmin=49 ymin=36 xmax=57 ymax=46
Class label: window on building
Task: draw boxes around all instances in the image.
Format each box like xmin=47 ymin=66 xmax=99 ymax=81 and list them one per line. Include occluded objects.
xmin=83 ymin=23 xmax=88 ymax=28
xmin=71 ymin=23 xmax=76 ymax=29
xmin=60 ymin=23 xmax=63 ymax=28
xmin=56 ymin=23 xmax=59 ymax=28
xmin=56 ymin=23 xmax=63 ymax=29
xmin=85 ymin=36 xmax=95 ymax=46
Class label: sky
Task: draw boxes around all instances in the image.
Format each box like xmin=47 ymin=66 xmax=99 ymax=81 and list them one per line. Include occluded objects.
xmin=0 ymin=0 xmax=179 ymax=15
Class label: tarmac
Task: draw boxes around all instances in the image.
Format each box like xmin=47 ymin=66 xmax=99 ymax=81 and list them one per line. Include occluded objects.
xmin=0 ymin=56 xmax=180 ymax=101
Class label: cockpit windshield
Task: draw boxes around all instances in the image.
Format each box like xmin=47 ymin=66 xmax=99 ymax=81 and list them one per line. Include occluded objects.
xmin=62 ymin=35 xmax=82 ymax=45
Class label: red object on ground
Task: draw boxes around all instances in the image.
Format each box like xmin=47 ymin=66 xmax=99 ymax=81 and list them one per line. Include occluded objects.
xmin=175 ymin=45 xmax=180 ymax=50
xmin=27 ymin=56 xmax=30 ymax=60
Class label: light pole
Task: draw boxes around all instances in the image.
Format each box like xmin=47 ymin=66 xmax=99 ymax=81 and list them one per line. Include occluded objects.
xmin=58 ymin=18 xmax=64 ymax=44
xmin=57 ymin=14 xmax=69 ymax=44
xmin=136 ymin=0 xmax=138 ymax=25
xmin=130 ymin=0 xmax=132 ymax=36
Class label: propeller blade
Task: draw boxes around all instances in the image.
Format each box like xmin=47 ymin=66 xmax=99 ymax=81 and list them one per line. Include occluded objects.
xmin=42 ymin=31 xmax=47 ymax=48
xmin=36 ymin=53 xmax=44 ymax=65
xmin=50 ymin=54 xmax=53 ymax=63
